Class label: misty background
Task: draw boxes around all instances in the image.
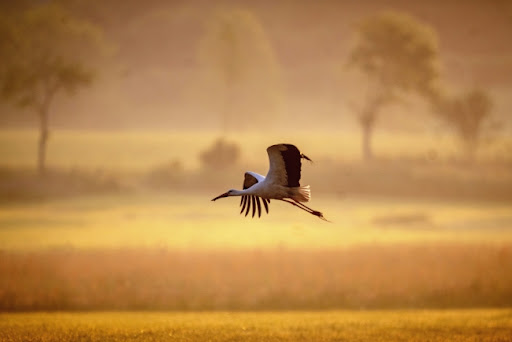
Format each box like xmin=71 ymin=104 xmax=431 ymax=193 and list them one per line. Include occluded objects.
xmin=1 ymin=0 xmax=512 ymax=312
xmin=1 ymin=0 xmax=511 ymax=132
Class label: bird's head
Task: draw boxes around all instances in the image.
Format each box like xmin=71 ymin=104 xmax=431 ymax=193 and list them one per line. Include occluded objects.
xmin=211 ymin=189 xmax=238 ymax=201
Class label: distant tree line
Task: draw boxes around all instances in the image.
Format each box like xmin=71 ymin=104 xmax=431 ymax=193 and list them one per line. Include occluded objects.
xmin=0 ymin=2 xmax=500 ymax=176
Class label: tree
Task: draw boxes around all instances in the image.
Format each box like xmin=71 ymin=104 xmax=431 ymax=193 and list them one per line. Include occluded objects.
xmin=346 ymin=11 xmax=440 ymax=161
xmin=198 ymin=9 xmax=282 ymax=134
xmin=433 ymin=88 xmax=493 ymax=162
xmin=0 ymin=4 xmax=105 ymax=175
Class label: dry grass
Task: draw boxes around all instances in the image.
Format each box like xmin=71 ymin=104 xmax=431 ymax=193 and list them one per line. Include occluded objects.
xmin=1 ymin=244 xmax=511 ymax=311
xmin=1 ymin=193 xmax=511 ymax=251
xmin=1 ymin=310 xmax=512 ymax=342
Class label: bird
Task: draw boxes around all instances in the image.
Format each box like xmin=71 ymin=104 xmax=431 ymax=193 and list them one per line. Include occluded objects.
xmin=211 ymin=143 xmax=327 ymax=221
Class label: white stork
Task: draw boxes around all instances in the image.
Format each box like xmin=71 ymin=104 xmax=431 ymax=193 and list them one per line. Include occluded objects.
xmin=211 ymin=143 xmax=327 ymax=221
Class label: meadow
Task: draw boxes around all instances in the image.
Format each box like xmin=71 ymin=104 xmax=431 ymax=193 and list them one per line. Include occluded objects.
xmin=2 ymin=244 xmax=512 ymax=311
xmin=1 ymin=129 xmax=512 ymax=340
xmin=1 ymin=193 xmax=512 ymax=311
xmin=1 ymin=310 xmax=512 ymax=342
xmin=1 ymin=193 xmax=512 ymax=251
xmin=1 ymin=129 xmax=511 ymax=172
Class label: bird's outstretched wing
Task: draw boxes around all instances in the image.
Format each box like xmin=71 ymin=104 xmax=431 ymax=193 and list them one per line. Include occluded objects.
xmin=239 ymin=172 xmax=270 ymax=218
xmin=265 ymin=144 xmax=311 ymax=188
xmin=243 ymin=172 xmax=259 ymax=190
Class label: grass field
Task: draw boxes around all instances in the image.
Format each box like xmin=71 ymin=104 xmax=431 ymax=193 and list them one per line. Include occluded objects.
xmin=1 ymin=310 xmax=511 ymax=341
xmin=1 ymin=193 xmax=512 ymax=250
xmin=2 ymin=245 xmax=511 ymax=311
xmin=1 ymin=194 xmax=512 ymax=311
xmin=1 ymin=129 xmax=510 ymax=172
xmin=1 ymin=129 xmax=512 ymax=339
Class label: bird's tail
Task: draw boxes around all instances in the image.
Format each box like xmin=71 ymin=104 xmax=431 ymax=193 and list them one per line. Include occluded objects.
xmin=293 ymin=185 xmax=311 ymax=202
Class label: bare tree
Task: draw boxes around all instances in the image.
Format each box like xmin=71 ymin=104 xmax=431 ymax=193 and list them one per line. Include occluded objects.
xmin=0 ymin=4 xmax=106 ymax=175
xmin=346 ymin=11 xmax=440 ymax=161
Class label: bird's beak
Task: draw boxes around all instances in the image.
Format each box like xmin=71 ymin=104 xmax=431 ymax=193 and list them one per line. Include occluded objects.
xmin=211 ymin=192 xmax=229 ymax=201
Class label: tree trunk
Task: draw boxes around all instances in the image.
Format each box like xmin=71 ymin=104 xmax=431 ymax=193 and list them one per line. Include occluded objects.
xmin=37 ymin=108 xmax=49 ymax=176
xmin=362 ymin=121 xmax=374 ymax=162
xmin=221 ymin=81 xmax=232 ymax=136
xmin=360 ymin=110 xmax=377 ymax=162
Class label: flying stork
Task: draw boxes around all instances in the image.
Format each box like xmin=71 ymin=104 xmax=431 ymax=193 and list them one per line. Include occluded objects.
xmin=211 ymin=143 xmax=327 ymax=221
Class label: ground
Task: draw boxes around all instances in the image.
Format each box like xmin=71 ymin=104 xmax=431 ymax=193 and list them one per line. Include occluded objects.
xmin=1 ymin=130 xmax=512 ymax=340
xmin=1 ymin=310 xmax=512 ymax=342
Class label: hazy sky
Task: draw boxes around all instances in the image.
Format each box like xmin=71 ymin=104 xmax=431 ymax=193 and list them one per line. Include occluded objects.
xmin=1 ymin=0 xmax=511 ymax=133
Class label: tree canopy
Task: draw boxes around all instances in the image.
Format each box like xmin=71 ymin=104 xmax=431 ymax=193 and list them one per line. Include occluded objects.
xmin=0 ymin=3 xmax=106 ymax=174
xmin=433 ymin=88 xmax=494 ymax=161
xmin=198 ymin=9 xmax=282 ymax=134
xmin=0 ymin=4 xmax=105 ymax=108
xmin=349 ymin=11 xmax=440 ymax=99
xmin=346 ymin=11 xmax=441 ymax=161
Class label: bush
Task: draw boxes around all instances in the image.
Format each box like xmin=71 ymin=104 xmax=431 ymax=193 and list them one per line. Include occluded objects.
xmin=199 ymin=138 xmax=241 ymax=170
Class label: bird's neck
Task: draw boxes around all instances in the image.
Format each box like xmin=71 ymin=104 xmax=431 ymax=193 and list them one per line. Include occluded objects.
xmin=231 ymin=189 xmax=247 ymax=196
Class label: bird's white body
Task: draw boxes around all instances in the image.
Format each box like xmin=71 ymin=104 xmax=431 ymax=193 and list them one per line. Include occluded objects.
xmin=235 ymin=171 xmax=308 ymax=200
xmin=212 ymin=144 xmax=325 ymax=220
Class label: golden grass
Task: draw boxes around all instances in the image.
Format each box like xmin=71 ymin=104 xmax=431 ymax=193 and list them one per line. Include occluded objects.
xmin=1 ymin=193 xmax=512 ymax=251
xmin=1 ymin=310 xmax=512 ymax=341
xmin=1 ymin=244 xmax=511 ymax=310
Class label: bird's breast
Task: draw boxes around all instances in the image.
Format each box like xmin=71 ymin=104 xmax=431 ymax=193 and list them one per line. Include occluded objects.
xmin=251 ymin=183 xmax=289 ymax=200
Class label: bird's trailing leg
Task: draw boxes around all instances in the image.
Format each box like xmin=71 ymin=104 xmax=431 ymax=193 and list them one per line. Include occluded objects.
xmin=281 ymin=199 xmax=329 ymax=221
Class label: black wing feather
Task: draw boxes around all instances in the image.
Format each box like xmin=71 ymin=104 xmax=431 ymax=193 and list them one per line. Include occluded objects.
xmin=245 ymin=196 xmax=251 ymax=216
xmin=240 ymin=196 xmax=248 ymax=214
xmin=280 ymin=144 xmax=302 ymax=187
xmin=262 ymin=197 xmax=269 ymax=213
xmin=239 ymin=172 xmax=271 ymax=219
xmin=251 ymin=196 xmax=256 ymax=218
xmin=256 ymin=197 xmax=261 ymax=217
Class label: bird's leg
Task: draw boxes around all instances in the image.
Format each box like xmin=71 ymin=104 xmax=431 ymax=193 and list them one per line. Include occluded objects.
xmin=296 ymin=201 xmax=329 ymax=221
xmin=281 ymin=199 xmax=313 ymax=213
xmin=294 ymin=201 xmax=318 ymax=213
xmin=281 ymin=199 xmax=329 ymax=221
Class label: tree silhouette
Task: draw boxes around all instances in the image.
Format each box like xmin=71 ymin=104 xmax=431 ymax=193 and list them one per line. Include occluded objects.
xmin=347 ymin=11 xmax=440 ymax=161
xmin=198 ymin=9 xmax=282 ymax=134
xmin=433 ymin=88 xmax=493 ymax=162
xmin=199 ymin=138 xmax=241 ymax=170
xmin=0 ymin=4 xmax=105 ymax=175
